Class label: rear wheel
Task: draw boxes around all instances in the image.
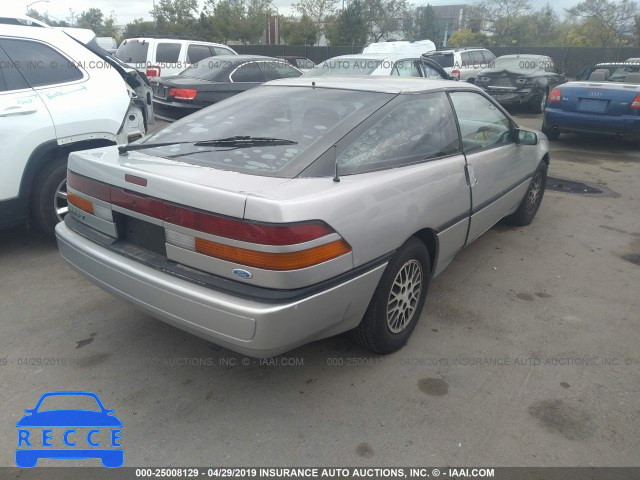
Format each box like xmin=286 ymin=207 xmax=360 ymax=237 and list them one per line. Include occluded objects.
xmin=505 ymin=163 xmax=547 ymax=226
xmin=30 ymin=156 xmax=68 ymax=237
xmin=352 ymin=237 xmax=430 ymax=354
xmin=529 ymin=90 xmax=547 ymax=114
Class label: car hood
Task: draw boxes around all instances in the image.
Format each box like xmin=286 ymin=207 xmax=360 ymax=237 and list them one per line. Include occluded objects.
xmin=16 ymin=410 xmax=123 ymax=427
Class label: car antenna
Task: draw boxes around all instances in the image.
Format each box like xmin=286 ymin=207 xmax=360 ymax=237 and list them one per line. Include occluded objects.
xmin=332 ymin=145 xmax=340 ymax=182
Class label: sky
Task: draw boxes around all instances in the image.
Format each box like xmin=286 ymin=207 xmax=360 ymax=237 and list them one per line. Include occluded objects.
xmin=12 ymin=0 xmax=578 ymax=26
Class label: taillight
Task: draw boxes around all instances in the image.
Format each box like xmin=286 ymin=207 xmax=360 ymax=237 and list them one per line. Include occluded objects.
xmin=146 ymin=66 xmax=161 ymax=77
xmin=68 ymin=192 xmax=93 ymax=215
xmin=67 ymin=171 xmax=110 ymax=201
xmin=163 ymin=203 xmax=333 ymax=246
xmin=168 ymin=88 xmax=197 ymax=100
xmin=548 ymin=88 xmax=561 ymax=103
xmin=193 ymin=237 xmax=351 ymax=271
xmin=631 ymin=93 xmax=640 ymax=109
xmin=111 ymin=187 xmax=164 ymax=219
xmin=451 ymin=69 xmax=461 ymax=80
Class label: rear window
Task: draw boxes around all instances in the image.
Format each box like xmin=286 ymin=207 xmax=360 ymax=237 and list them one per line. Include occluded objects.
xmin=156 ymin=43 xmax=181 ymax=63
xmin=305 ymin=59 xmax=384 ymax=76
xmin=179 ymin=58 xmax=241 ymax=81
xmin=425 ymin=53 xmax=454 ymax=68
xmin=139 ymin=86 xmax=394 ymax=178
xmin=116 ymin=40 xmax=149 ymax=63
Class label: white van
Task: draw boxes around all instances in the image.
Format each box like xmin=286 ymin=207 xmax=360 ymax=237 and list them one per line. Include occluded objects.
xmin=116 ymin=37 xmax=237 ymax=78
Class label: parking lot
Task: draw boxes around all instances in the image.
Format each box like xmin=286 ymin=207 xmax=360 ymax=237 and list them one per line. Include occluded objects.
xmin=1 ymin=112 xmax=639 ymax=468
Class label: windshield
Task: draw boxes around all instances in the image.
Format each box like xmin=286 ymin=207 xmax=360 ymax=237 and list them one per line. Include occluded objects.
xmin=141 ymin=85 xmax=394 ymax=177
xmin=305 ymin=58 xmax=384 ymax=76
xmin=494 ymin=57 xmax=541 ymax=70
xmin=116 ymin=39 xmax=149 ymax=63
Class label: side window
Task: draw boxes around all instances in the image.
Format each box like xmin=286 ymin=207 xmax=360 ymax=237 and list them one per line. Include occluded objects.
xmin=482 ymin=50 xmax=495 ymax=67
xmin=460 ymin=52 xmax=472 ymax=68
xmin=545 ymin=58 xmax=556 ymax=73
xmin=230 ymin=62 xmax=265 ymax=82
xmin=470 ymin=51 xmax=484 ymax=68
xmin=449 ymin=91 xmax=512 ymax=153
xmin=337 ymin=93 xmax=460 ymax=174
xmin=0 ymin=39 xmax=83 ymax=88
xmin=260 ymin=62 xmax=301 ymax=81
xmin=187 ymin=45 xmax=213 ymax=64
xmin=0 ymin=46 xmax=30 ymax=92
xmin=213 ymin=47 xmax=234 ymax=56
xmin=391 ymin=59 xmax=421 ymax=77
xmin=155 ymin=43 xmax=181 ymax=63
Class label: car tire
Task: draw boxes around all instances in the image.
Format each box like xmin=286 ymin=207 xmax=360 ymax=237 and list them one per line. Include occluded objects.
xmin=542 ymin=125 xmax=560 ymax=140
xmin=529 ymin=90 xmax=547 ymax=114
xmin=31 ymin=155 xmax=68 ymax=237
xmin=352 ymin=237 xmax=430 ymax=354
xmin=505 ymin=163 xmax=547 ymax=226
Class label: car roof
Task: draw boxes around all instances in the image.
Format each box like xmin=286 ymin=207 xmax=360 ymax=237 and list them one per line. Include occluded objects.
xmin=322 ymin=53 xmax=421 ymax=62
xmin=497 ymin=54 xmax=546 ymax=60
xmin=123 ymin=37 xmax=231 ymax=48
xmin=265 ymin=75 xmax=471 ymax=94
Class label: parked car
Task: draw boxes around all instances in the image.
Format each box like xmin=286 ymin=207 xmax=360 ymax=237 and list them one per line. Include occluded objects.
xmin=473 ymin=54 xmax=566 ymax=113
xmin=151 ymin=55 xmax=303 ymax=121
xmin=277 ymin=56 xmax=315 ymax=72
xmin=95 ymin=36 xmax=117 ymax=54
xmin=115 ymin=36 xmax=237 ymax=79
xmin=56 ymin=76 xmax=549 ymax=357
xmin=575 ymin=61 xmax=640 ymax=81
xmin=361 ymin=40 xmax=436 ymax=57
xmin=0 ymin=15 xmax=153 ymax=235
xmin=304 ymin=53 xmax=451 ymax=79
xmin=542 ymin=66 xmax=640 ymax=142
xmin=422 ymin=47 xmax=496 ymax=81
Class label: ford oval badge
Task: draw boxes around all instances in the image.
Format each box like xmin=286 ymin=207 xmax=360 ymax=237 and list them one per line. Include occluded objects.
xmin=232 ymin=269 xmax=253 ymax=280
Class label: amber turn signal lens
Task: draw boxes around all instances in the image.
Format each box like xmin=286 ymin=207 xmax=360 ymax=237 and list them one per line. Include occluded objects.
xmin=68 ymin=192 xmax=94 ymax=215
xmin=194 ymin=238 xmax=351 ymax=271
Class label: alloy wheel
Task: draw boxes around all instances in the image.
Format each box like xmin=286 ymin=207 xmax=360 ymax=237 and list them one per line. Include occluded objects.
xmin=386 ymin=259 xmax=423 ymax=333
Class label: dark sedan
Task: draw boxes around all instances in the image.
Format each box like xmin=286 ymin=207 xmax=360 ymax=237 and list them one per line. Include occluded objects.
xmin=473 ymin=55 xmax=566 ymax=113
xmin=151 ymin=55 xmax=303 ymax=121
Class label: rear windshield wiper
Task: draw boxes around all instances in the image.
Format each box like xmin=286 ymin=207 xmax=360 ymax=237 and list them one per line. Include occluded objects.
xmin=118 ymin=136 xmax=298 ymax=155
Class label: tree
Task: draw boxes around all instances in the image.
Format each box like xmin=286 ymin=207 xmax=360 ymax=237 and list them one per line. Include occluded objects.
xmin=329 ymin=0 xmax=368 ymax=45
xmin=473 ymin=0 xmax=532 ymax=45
xmin=123 ymin=18 xmax=158 ymax=38
xmin=411 ymin=4 xmax=440 ymax=41
xmin=26 ymin=8 xmax=69 ymax=26
xmin=151 ymin=0 xmax=199 ymax=35
xmin=76 ymin=8 xmax=104 ymax=32
xmin=293 ymin=0 xmax=340 ymax=36
xmin=244 ymin=0 xmax=272 ymax=43
xmin=363 ymin=0 xmax=414 ymax=42
xmin=208 ymin=0 xmax=246 ymax=43
xmin=447 ymin=29 xmax=489 ymax=46
xmin=566 ymin=0 xmax=637 ymax=47
xmin=282 ymin=14 xmax=319 ymax=45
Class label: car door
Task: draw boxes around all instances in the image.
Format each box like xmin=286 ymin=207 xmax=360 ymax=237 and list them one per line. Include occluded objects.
xmin=449 ymin=90 xmax=532 ymax=243
xmin=228 ymin=61 xmax=266 ymax=94
xmin=0 ymin=41 xmax=55 ymax=207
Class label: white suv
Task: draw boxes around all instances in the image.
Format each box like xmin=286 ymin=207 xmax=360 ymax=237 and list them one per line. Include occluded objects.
xmin=115 ymin=37 xmax=237 ymax=79
xmin=423 ymin=47 xmax=496 ymax=81
xmin=0 ymin=16 xmax=153 ymax=235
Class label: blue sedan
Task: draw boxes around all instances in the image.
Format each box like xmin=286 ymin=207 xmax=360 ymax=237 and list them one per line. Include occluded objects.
xmin=542 ymin=65 xmax=640 ymax=142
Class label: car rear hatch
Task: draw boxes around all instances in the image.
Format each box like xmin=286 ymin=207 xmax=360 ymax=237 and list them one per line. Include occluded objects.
xmin=64 ymin=147 xmax=353 ymax=289
xmin=547 ymin=81 xmax=640 ymax=116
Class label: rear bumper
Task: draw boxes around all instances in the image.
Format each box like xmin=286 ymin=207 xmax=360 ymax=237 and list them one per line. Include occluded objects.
xmin=152 ymin=99 xmax=201 ymax=122
xmin=486 ymin=89 xmax=536 ymax=106
xmin=55 ymin=222 xmax=385 ymax=357
xmin=543 ymin=108 xmax=640 ymax=138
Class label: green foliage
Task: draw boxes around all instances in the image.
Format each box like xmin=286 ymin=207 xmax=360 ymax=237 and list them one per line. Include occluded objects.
xmin=282 ymin=14 xmax=319 ymax=45
xmin=330 ymin=0 xmax=368 ymax=45
xmin=410 ymin=4 xmax=440 ymax=42
xmin=447 ymin=29 xmax=490 ymax=47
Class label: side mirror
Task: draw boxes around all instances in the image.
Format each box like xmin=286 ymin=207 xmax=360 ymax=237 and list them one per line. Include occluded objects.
xmin=515 ymin=129 xmax=538 ymax=145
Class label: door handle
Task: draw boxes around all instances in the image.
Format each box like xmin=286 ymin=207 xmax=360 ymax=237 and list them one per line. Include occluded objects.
xmin=465 ymin=164 xmax=478 ymax=187
xmin=0 ymin=105 xmax=37 ymax=117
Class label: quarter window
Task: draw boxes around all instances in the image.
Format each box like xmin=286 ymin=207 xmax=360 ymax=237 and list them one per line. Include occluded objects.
xmin=259 ymin=61 xmax=301 ymax=81
xmin=338 ymin=93 xmax=460 ymax=174
xmin=0 ymin=39 xmax=83 ymax=88
xmin=230 ymin=62 xmax=265 ymax=82
xmin=449 ymin=91 xmax=512 ymax=152
xmin=213 ymin=47 xmax=235 ymax=56
xmin=155 ymin=43 xmax=181 ymax=63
